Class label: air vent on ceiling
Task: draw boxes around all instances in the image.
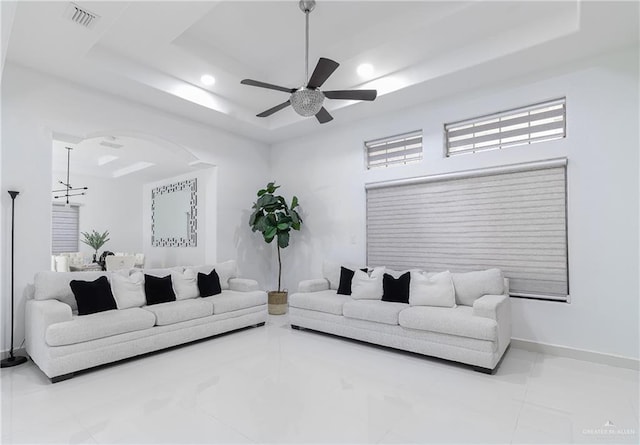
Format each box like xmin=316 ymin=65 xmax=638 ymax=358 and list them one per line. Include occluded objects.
xmin=100 ymin=141 xmax=124 ymax=149
xmin=64 ymin=3 xmax=100 ymax=29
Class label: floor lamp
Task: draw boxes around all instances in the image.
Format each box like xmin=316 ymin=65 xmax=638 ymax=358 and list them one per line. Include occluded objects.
xmin=1 ymin=191 xmax=27 ymax=368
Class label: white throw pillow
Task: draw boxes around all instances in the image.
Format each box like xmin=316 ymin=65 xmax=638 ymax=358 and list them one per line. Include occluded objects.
xmin=451 ymin=268 xmax=504 ymax=306
xmin=351 ymin=267 xmax=385 ymax=300
xmin=172 ymin=268 xmax=199 ymax=300
xmin=110 ymin=271 xmax=146 ymax=309
xmin=409 ymin=271 xmax=456 ymax=307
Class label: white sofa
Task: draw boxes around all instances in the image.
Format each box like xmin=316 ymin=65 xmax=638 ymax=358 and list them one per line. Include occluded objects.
xmin=289 ymin=264 xmax=511 ymax=373
xmin=25 ymin=260 xmax=267 ymax=382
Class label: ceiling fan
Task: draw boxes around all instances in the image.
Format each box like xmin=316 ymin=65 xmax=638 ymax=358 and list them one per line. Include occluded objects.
xmin=240 ymin=0 xmax=377 ymax=124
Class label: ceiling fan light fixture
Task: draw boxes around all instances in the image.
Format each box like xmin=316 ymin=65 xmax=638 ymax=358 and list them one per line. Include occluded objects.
xmin=290 ymin=88 xmax=325 ymax=117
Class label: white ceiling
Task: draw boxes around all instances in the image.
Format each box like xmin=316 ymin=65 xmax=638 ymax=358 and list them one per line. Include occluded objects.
xmin=6 ymin=1 xmax=639 ymax=144
xmin=52 ymin=135 xmax=210 ymax=183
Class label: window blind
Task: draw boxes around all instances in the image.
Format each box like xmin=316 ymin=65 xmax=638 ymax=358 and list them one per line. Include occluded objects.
xmin=52 ymin=204 xmax=79 ymax=254
xmin=366 ymin=160 xmax=568 ymax=301
xmin=366 ymin=130 xmax=423 ymax=169
xmin=445 ymin=98 xmax=566 ymax=156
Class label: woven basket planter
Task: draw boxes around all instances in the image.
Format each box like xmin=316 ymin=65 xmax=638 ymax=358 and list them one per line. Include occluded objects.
xmin=268 ymin=291 xmax=288 ymax=315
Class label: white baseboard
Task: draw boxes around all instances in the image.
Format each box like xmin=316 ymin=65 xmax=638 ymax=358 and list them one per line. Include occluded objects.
xmin=511 ymin=338 xmax=639 ymax=371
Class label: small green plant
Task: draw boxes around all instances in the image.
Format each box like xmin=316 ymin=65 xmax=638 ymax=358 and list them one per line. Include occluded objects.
xmin=249 ymin=182 xmax=302 ymax=292
xmin=80 ymin=230 xmax=110 ymax=258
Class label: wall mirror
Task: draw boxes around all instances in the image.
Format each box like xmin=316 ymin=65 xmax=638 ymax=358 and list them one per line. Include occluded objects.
xmin=152 ymin=178 xmax=197 ymax=247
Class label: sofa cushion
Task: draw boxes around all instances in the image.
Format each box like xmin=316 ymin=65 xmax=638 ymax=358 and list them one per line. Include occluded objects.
xmin=351 ymin=267 xmax=385 ymax=300
xmin=45 ymin=308 xmax=156 ymax=346
xmin=144 ymin=274 xmax=176 ymax=305
xmin=202 ymin=290 xmax=267 ymax=314
xmin=343 ymin=300 xmax=408 ymax=325
xmin=382 ymin=272 xmax=410 ymax=304
xmin=322 ymin=261 xmax=341 ymax=290
xmin=451 ymin=268 xmax=504 ymax=306
xmin=197 ymin=269 xmax=222 ymax=297
xmin=192 ymin=260 xmax=238 ymax=290
xmin=110 ymin=271 xmax=146 ymax=309
xmin=142 ymin=267 xmax=183 ymax=277
xmin=69 ymin=276 xmax=117 ymax=316
xmin=34 ymin=271 xmax=108 ymax=311
xmin=171 ymin=268 xmax=199 ymax=300
xmin=337 ymin=267 xmax=368 ymax=296
xmin=409 ymin=271 xmax=456 ymax=308
xmin=142 ymin=299 xmax=213 ymax=326
xmin=398 ymin=306 xmax=498 ymax=341
xmin=289 ymin=290 xmax=351 ymax=315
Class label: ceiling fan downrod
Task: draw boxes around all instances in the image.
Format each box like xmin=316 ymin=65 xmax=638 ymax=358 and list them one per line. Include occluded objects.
xmin=299 ymin=0 xmax=316 ymax=84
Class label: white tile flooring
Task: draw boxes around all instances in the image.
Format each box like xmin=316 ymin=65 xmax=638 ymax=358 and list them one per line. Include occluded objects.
xmin=1 ymin=314 xmax=638 ymax=444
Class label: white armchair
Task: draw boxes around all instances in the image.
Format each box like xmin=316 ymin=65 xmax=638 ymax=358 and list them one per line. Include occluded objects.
xmin=105 ymin=255 xmax=136 ymax=271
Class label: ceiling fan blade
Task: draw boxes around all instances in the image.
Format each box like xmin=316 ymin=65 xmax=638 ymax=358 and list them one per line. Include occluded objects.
xmin=324 ymin=90 xmax=378 ymax=101
xmin=241 ymin=79 xmax=295 ymax=93
xmin=257 ymin=101 xmax=291 ymax=117
xmin=307 ymin=58 xmax=340 ymax=89
xmin=315 ymin=107 xmax=333 ymax=124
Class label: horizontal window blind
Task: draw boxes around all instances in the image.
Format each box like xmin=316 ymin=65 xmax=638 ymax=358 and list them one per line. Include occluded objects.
xmin=366 ymin=130 xmax=422 ymax=169
xmin=366 ymin=161 xmax=568 ymax=301
xmin=446 ymin=98 xmax=566 ymax=156
xmin=52 ymin=204 xmax=79 ymax=254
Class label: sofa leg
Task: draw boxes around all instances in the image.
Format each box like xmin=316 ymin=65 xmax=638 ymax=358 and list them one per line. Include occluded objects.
xmin=472 ymin=366 xmax=495 ymax=375
xmin=291 ymin=324 xmax=301 ymax=330
xmin=50 ymin=373 xmax=74 ymax=383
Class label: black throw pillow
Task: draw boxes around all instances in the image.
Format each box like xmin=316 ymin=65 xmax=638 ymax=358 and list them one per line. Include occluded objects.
xmin=144 ymin=274 xmax=176 ymax=305
xmin=70 ymin=276 xmax=117 ymax=315
xmin=198 ymin=269 xmax=222 ymax=297
xmin=382 ymin=272 xmax=411 ymax=303
xmin=337 ymin=266 xmax=368 ymax=295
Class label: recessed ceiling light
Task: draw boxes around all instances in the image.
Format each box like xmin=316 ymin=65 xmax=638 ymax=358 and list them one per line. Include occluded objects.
xmin=201 ymin=74 xmax=216 ymax=86
xmin=357 ymin=63 xmax=374 ymax=78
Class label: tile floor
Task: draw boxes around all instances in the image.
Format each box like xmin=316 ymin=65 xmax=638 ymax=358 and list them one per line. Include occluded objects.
xmin=1 ymin=314 xmax=638 ymax=444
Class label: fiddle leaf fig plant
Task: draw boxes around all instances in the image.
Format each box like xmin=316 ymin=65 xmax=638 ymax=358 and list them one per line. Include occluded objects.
xmin=249 ymin=182 xmax=302 ymax=292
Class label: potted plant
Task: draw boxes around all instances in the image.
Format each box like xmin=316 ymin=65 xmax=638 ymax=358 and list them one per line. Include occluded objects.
xmin=249 ymin=182 xmax=302 ymax=314
xmin=80 ymin=229 xmax=110 ymax=263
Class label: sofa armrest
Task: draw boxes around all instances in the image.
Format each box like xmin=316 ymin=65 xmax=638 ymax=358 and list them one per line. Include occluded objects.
xmin=472 ymin=294 xmax=507 ymax=320
xmin=473 ymin=293 xmax=511 ymax=356
xmin=228 ymin=278 xmax=260 ymax=292
xmin=299 ymin=279 xmax=330 ymax=293
xmin=25 ymin=299 xmax=73 ymax=371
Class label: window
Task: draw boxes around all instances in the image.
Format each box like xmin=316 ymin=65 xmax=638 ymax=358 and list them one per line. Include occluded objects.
xmin=365 ymin=130 xmax=422 ymax=169
xmin=445 ymin=98 xmax=566 ymax=157
xmin=366 ymin=159 xmax=569 ymax=301
xmin=52 ymin=204 xmax=79 ymax=254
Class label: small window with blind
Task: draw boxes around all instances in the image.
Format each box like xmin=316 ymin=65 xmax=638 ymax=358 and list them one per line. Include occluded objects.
xmin=52 ymin=204 xmax=79 ymax=254
xmin=445 ymin=98 xmax=566 ymax=157
xmin=365 ymin=130 xmax=423 ymax=169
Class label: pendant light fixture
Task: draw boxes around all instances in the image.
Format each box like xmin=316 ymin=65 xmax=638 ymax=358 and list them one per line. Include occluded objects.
xmin=52 ymin=147 xmax=87 ymax=204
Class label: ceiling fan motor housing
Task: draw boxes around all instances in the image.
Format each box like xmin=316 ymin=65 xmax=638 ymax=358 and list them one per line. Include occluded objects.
xmin=290 ymin=88 xmax=325 ymax=117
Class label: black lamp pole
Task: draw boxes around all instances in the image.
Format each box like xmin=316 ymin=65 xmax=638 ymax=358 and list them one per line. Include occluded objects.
xmin=1 ymin=190 xmax=27 ymax=368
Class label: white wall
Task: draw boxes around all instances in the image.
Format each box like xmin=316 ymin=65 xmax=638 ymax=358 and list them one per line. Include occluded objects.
xmin=51 ymin=172 xmax=143 ymax=259
xmin=270 ymin=47 xmax=640 ymax=359
xmin=1 ymin=64 xmax=271 ymax=352
xmin=142 ymin=168 xmax=216 ymax=268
